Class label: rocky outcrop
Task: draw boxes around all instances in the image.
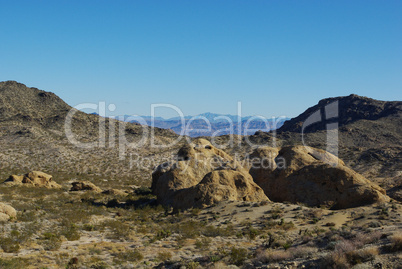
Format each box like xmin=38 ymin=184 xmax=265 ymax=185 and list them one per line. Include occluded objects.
xmin=152 ymin=138 xmax=269 ymax=209
xmin=0 ymin=203 xmax=17 ymax=222
xmin=172 ymin=169 xmax=268 ymax=209
xmin=249 ymin=145 xmax=389 ymax=209
xmin=3 ymin=171 xmax=61 ymax=188
xmin=70 ymin=181 xmax=102 ymax=192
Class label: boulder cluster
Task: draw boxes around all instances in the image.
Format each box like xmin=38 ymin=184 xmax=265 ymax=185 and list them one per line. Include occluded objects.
xmin=3 ymin=171 xmax=61 ymax=188
xmin=152 ymin=139 xmax=389 ymax=210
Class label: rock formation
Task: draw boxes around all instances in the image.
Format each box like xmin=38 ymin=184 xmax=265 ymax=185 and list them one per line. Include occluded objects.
xmin=3 ymin=171 xmax=61 ymax=188
xmin=249 ymin=145 xmax=389 ymax=209
xmin=0 ymin=203 xmax=17 ymax=222
xmin=102 ymin=189 xmax=128 ymax=196
xmin=152 ymin=138 xmax=269 ymax=209
xmin=70 ymin=181 xmax=102 ymax=192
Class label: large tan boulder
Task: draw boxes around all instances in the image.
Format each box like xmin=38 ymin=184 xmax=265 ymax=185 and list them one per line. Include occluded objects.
xmin=70 ymin=181 xmax=102 ymax=192
xmin=152 ymin=138 xmax=269 ymax=209
xmin=172 ymin=169 xmax=268 ymax=209
xmin=0 ymin=203 xmax=17 ymax=222
xmin=3 ymin=171 xmax=61 ymax=188
xmin=249 ymin=145 xmax=389 ymax=209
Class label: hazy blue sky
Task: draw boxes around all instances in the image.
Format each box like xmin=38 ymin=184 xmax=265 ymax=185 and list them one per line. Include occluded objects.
xmin=0 ymin=1 xmax=401 ymax=118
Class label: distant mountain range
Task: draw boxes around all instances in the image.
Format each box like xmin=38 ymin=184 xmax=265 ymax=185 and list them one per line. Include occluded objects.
xmin=123 ymin=113 xmax=289 ymax=137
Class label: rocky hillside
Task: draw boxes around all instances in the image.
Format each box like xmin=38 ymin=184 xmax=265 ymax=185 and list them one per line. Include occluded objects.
xmin=0 ymin=81 xmax=182 ymax=186
xmin=279 ymin=94 xmax=401 ymax=135
xmin=250 ymin=94 xmax=402 ymax=201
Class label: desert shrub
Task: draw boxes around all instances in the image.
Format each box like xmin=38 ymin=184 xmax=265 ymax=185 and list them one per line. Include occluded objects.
xmin=254 ymin=249 xmax=293 ymax=263
xmin=290 ymin=246 xmax=316 ymax=258
xmin=185 ymin=261 xmax=200 ymax=269
xmin=0 ymin=229 xmax=30 ymax=253
xmin=89 ymin=261 xmax=109 ymax=269
xmin=390 ymin=232 xmax=402 ymax=252
xmin=322 ymin=238 xmax=380 ymax=268
xmin=321 ymin=251 xmax=349 ymax=269
xmin=134 ymin=186 xmax=152 ymax=195
xmin=113 ymin=250 xmax=143 ymax=263
xmin=278 ymin=219 xmax=295 ymax=230
xmin=282 ymin=241 xmax=292 ymax=250
xmin=195 ymin=237 xmax=211 ymax=250
xmin=157 ymin=250 xmax=172 ymax=261
xmin=190 ymin=208 xmax=201 ymax=216
xmin=83 ymin=224 xmax=95 ymax=231
xmin=0 ymin=257 xmax=29 ymax=268
xmin=246 ymin=226 xmax=260 ymax=240
xmin=101 ymin=220 xmax=131 ymax=240
xmin=203 ymin=224 xmax=233 ymax=237
xmin=0 ymin=237 xmax=20 ymax=253
xmin=169 ymin=220 xmax=201 ymax=239
xmin=39 ymin=232 xmax=62 ymax=251
xmin=151 ymin=229 xmax=171 ymax=242
xmin=353 ymin=230 xmax=382 ymax=247
xmin=17 ymin=210 xmax=37 ymax=222
xmin=229 ymin=247 xmax=248 ymax=266
xmin=61 ymin=223 xmax=81 ymax=241
xmin=346 ymin=247 xmax=379 ymax=265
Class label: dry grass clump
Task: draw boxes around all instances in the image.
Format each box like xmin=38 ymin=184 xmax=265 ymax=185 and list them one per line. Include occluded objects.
xmin=0 ymin=258 xmax=29 ymax=268
xmin=353 ymin=230 xmax=382 ymax=246
xmin=254 ymin=248 xmax=293 ymax=263
xmin=113 ymin=249 xmax=144 ymax=264
xmin=346 ymin=247 xmax=379 ymax=265
xmin=157 ymin=250 xmax=173 ymax=262
xmin=322 ymin=238 xmax=380 ymax=268
xmin=98 ymin=219 xmax=132 ymax=240
xmin=389 ymin=232 xmax=402 ymax=252
xmin=39 ymin=232 xmax=62 ymax=251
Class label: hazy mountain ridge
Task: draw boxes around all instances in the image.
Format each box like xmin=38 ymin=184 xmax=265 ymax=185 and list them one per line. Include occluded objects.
xmin=128 ymin=113 xmax=288 ymax=137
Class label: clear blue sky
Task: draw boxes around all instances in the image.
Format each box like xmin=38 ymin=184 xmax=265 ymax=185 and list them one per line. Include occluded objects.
xmin=0 ymin=0 xmax=401 ymax=118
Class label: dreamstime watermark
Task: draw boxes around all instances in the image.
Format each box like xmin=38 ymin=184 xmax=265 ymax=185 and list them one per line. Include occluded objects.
xmin=64 ymin=100 xmax=340 ymax=166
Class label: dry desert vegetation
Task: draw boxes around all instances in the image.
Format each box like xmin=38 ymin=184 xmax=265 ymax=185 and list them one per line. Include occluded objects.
xmin=0 ymin=81 xmax=401 ymax=268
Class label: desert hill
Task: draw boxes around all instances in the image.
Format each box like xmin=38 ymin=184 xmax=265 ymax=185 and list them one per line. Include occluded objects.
xmin=0 ymin=81 xmax=181 ymax=186
xmin=279 ymin=94 xmax=401 ymax=134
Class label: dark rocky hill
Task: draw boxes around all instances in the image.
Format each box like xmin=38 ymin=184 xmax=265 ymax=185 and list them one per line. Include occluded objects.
xmin=279 ymin=94 xmax=402 ymax=134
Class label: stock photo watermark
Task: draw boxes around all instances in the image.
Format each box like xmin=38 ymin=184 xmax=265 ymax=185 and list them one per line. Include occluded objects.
xmin=64 ymin=101 xmax=340 ymax=168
